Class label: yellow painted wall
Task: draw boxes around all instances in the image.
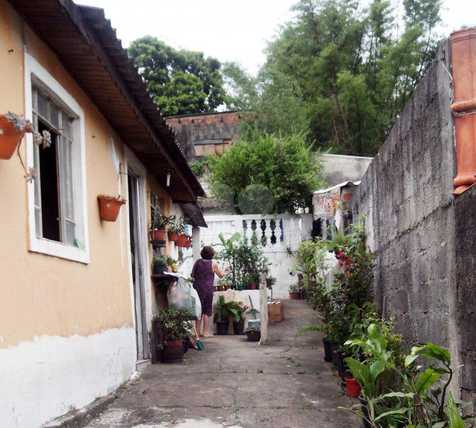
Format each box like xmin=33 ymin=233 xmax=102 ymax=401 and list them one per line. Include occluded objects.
xmin=0 ymin=1 xmax=172 ymax=348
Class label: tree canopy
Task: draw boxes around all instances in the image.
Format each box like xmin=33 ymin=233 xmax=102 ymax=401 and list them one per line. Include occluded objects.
xmin=224 ymin=0 xmax=442 ymax=155
xmin=128 ymin=36 xmax=227 ymax=116
xmin=208 ymin=133 xmax=324 ymax=214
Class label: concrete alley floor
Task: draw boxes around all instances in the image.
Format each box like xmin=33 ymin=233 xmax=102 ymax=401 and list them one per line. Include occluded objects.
xmin=86 ymin=300 xmax=357 ymax=428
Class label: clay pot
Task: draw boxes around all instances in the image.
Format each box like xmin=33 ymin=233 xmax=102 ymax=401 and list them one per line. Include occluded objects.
xmin=168 ymin=231 xmax=179 ymax=242
xmin=248 ymin=283 xmax=257 ymax=290
xmin=0 ymin=115 xmax=25 ymax=160
xmin=151 ymin=228 xmax=167 ymax=241
xmin=289 ymin=292 xmax=300 ymax=300
xmin=97 ymin=195 xmax=126 ymax=222
xmin=176 ymin=234 xmax=189 ymax=248
xmin=345 ymin=377 xmax=361 ymax=398
xmin=161 ymin=339 xmax=184 ymax=363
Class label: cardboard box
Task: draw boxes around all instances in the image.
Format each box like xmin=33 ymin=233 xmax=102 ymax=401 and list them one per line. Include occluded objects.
xmin=268 ymin=301 xmax=284 ymax=322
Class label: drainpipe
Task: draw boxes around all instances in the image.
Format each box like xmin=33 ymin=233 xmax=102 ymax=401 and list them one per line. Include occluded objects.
xmin=451 ymin=28 xmax=476 ymax=195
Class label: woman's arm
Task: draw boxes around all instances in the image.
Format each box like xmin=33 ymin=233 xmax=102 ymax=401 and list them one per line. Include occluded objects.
xmin=212 ymin=262 xmax=225 ymax=279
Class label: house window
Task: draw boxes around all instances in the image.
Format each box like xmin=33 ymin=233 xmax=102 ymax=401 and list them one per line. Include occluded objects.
xmin=25 ymin=53 xmax=89 ymax=264
xmin=32 ymin=87 xmax=77 ymax=245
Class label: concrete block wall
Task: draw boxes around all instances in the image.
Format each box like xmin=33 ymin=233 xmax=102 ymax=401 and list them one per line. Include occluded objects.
xmin=355 ymin=40 xmax=459 ymax=358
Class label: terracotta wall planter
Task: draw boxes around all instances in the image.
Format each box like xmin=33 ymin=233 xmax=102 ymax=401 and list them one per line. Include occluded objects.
xmin=451 ymin=28 xmax=476 ymax=195
xmin=176 ymin=234 xmax=191 ymax=248
xmin=0 ymin=114 xmax=27 ymax=160
xmin=168 ymin=231 xmax=179 ymax=242
xmin=97 ymin=195 xmax=126 ymax=222
xmin=151 ymin=228 xmax=167 ymax=241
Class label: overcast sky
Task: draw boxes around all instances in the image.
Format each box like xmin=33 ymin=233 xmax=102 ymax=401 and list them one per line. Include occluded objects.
xmin=78 ymin=0 xmax=475 ymax=75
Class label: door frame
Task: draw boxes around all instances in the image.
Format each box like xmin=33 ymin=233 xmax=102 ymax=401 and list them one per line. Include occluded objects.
xmin=124 ymin=147 xmax=152 ymax=362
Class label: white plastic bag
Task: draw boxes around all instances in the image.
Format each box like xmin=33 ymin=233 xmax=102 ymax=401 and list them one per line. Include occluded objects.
xmin=190 ymin=286 xmax=202 ymax=320
xmin=166 ymin=275 xmax=201 ymax=319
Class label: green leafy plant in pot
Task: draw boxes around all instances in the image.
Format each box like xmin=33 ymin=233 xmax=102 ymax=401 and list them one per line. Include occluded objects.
xmin=152 ymin=255 xmax=168 ymax=275
xmin=214 ymin=296 xmax=229 ymax=335
xmin=168 ymin=217 xmax=184 ymax=242
xmin=155 ymin=308 xmax=193 ymax=363
xmin=150 ymin=214 xmax=172 ymax=243
xmin=225 ymin=301 xmax=247 ymax=335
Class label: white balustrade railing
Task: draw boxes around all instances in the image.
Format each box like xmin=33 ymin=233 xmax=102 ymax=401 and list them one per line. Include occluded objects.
xmin=200 ymin=213 xmax=313 ymax=298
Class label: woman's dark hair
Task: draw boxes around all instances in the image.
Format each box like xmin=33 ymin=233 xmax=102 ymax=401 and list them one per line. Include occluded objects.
xmin=201 ymin=246 xmax=215 ymax=260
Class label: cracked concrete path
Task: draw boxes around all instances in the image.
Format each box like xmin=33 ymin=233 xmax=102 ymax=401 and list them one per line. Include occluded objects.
xmin=86 ymin=300 xmax=357 ymax=428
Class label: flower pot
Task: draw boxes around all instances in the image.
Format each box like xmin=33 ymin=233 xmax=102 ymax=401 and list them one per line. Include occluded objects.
xmin=176 ymin=234 xmax=189 ymax=248
xmin=323 ymin=337 xmax=334 ymax=362
xmin=360 ymin=398 xmax=371 ymax=428
xmin=168 ymin=231 xmax=179 ymax=242
xmin=161 ymin=339 xmax=185 ymax=363
xmin=233 ymin=319 xmax=245 ymax=335
xmin=246 ymin=330 xmax=261 ymax=342
xmin=216 ymin=285 xmax=224 ymax=292
xmin=289 ymin=292 xmax=300 ymax=300
xmin=97 ymin=195 xmax=126 ymax=222
xmin=345 ymin=377 xmax=361 ymax=398
xmin=0 ymin=115 xmax=25 ymax=160
xmin=216 ymin=320 xmax=229 ymax=335
xmin=248 ymin=283 xmax=257 ymax=290
xmin=151 ymin=228 xmax=167 ymax=242
xmin=332 ymin=350 xmax=348 ymax=380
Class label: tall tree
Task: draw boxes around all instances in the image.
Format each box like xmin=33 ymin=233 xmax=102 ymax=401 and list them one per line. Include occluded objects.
xmin=225 ymin=0 xmax=442 ymax=156
xmin=128 ymin=36 xmax=227 ymax=116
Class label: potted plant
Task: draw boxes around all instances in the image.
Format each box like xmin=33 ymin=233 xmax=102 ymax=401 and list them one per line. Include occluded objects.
xmin=166 ymin=257 xmax=178 ymax=273
xmin=0 ymin=112 xmax=33 ymax=160
xmin=289 ymin=283 xmax=301 ymax=300
xmin=176 ymin=233 xmax=191 ymax=248
xmin=97 ymin=195 xmax=126 ymax=222
xmin=155 ymin=308 xmax=192 ymax=363
xmin=225 ymin=301 xmax=247 ymax=335
xmin=344 ymin=376 xmax=361 ymax=398
xmin=152 ymin=255 xmax=168 ymax=275
xmin=168 ymin=218 xmax=184 ymax=242
xmin=150 ymin=214 xmax=170 ymax=243
xmin=245 ymin=324 xmax=261 ymax=342
xmin=214 ymin=296 xmax=229 ymax=335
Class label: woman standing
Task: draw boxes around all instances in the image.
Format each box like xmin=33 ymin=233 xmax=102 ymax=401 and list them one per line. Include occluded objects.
xmin=191 ymin=246 xmax=224 ymax=337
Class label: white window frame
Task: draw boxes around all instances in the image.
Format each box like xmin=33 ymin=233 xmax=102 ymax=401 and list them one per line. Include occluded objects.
xmin=24 ymin=53 xmax=90 ymax=264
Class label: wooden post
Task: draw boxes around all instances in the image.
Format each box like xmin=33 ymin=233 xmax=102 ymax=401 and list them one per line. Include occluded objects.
xmin=259 ymin=272 xmax=268 ymax=345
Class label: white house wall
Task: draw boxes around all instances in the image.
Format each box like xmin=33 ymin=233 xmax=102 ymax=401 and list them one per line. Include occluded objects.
xmin=0 ymin=327 xmax=136 ymax=428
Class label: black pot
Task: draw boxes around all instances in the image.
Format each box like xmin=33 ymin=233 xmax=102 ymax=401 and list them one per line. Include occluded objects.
xmin=233 ymin=320 xmax=244 ymax=335
xmin=360 ymin=398 xmax=371 ymax=428
xmin=216 ymin=320 xmax=229 ymax=335
xmin=246 ymin=330 xmax=261 ymax=342
xmin=332 ymin=349 xmax=347 ymax=379
xmin=323 ymin=337 xmax=334 ymax=362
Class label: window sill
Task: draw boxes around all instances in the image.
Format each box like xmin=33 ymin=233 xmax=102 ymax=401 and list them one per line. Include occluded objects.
xmin=29 ymin=237 xmax=90 ymax=264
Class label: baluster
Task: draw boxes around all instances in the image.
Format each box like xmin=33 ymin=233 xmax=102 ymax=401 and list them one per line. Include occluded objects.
xmin=279 ymin=218 xmax=284 ymax=242
xmin=251 ymin=219 xmax=258 ymax=245
xmin=270 ymin=219 xmax=277 ymax=245
xmin=260 ymin=219 xmax=267 ymax=246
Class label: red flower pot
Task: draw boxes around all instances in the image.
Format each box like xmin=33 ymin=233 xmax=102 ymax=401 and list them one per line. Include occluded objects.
xmin=248 ymin=283 xmax=257 ymax=290
xmin=176 ymin=234 xmax=190 ymax=248
xmin=345 ymin=377 xmax=361 ymax=398
xmin=97 ymin=195 xmax=126 ymax=222
xmin=151 ymin=228 xmax=167 ymax=241
xmin=0 ymin=115 xmax=25 ymax=160
xmin=289 ymin=292 xmax=300 ymax=300
xmin=168 ymin=231 xmax=179 ymax=242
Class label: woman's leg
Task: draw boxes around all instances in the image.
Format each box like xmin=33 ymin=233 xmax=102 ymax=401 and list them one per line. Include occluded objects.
xmin=195 ymin=319 xmax=202 ymax=337
xmin=202 ymin=314 xmax=210 ymax=337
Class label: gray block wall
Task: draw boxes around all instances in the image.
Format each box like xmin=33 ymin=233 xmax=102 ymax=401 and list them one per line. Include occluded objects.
xmin=355 ymin=40 xmax=461 ymax=373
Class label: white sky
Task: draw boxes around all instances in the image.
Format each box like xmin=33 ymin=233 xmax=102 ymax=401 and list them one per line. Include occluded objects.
xmin=77 ymin=0 xmax=475 ymax=75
